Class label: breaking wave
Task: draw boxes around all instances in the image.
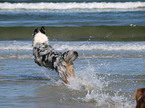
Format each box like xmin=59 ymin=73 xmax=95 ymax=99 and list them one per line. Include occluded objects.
xmin=0 ymin=2 xmax=145 ymax=11
xmin=0 ymin=41 xmax=145 ymax=51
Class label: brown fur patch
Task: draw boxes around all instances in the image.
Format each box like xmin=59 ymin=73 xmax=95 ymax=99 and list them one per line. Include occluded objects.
xmin=66 ymin=62 xmax=75 ymax=78
xmin=134 ymin=88 xmax=145 ymax=108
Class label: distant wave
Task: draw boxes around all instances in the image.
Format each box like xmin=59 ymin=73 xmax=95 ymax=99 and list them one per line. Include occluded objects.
xmin=54 ymin=43 xmax=145 ymax=51
xmin=0 ymin=2 xmax=145 ymax=11
xmin=0 ymin=41 xmax=145 ymax=51
xmin=0 ymin=45 xmax=32 ymax=50
xmin=1 ymin=41 xmax=145 ymax=60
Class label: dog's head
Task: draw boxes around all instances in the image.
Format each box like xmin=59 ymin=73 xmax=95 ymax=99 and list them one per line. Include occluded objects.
xmin=32 ymin=26 xmax=49 ymax=47
xmin=134 ymin=88 xmax=145 ymax=108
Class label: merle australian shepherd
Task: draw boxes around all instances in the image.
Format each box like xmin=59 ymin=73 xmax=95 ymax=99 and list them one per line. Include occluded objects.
xmin=32 ymin=26 xmax=78 ymax=84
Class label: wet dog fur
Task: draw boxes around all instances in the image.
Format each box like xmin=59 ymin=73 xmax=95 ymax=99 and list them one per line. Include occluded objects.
xmin=32 ymin=26 xmax=78 ymax=84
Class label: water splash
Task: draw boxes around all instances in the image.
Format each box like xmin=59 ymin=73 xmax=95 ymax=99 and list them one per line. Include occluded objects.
xmin=65 ymin=60 xmax=134 ymax=108
xmin=83 ymin=90 xmax=134 ymax=108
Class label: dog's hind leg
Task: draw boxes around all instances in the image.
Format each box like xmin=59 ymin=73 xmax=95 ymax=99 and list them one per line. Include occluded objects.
xmin=66 ymin=62 xmax=75 ymax=78
xmin=57 ymin=61 xmax=70 ymax=84
xmin=63 ymin=51 xmax=78 ymax=78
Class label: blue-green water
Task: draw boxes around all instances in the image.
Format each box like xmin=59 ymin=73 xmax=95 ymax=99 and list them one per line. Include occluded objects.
xmin=0 ymin=1 xmax=145 ymax=41
xmin=0 ymin=41 xmax=145 ymax=108
xmin=0 ymin=1 xmax=145 ymax=27
xmin=0 ymin=0 xmax=145 ymax=107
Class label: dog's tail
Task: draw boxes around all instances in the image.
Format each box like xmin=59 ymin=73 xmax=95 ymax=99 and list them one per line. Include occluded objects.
xmin=63 ymin=51 xmax=78 ymax=63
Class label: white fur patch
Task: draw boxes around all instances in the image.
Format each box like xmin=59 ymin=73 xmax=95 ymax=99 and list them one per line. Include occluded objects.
xmin=33 ymin=31 xmax=49 ymax=47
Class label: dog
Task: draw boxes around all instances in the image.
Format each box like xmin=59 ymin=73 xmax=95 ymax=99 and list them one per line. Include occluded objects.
xmin=134 ymin=88 xmax=145 ymax=108
xmin=32 ymin=26 xmax=78 ymax=84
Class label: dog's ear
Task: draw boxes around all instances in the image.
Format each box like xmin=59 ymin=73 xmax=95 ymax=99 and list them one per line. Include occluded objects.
xmin=40 ymin=26 xmax=45 ymax=34
xmin=32 ymin=28 xmax=38 ymax=36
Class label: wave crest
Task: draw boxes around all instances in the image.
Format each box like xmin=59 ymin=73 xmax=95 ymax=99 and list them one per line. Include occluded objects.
xmin=0 ymin=2 xmax=145 ymax=11
xmin=0 ymin=41 xmax=145 ymax=51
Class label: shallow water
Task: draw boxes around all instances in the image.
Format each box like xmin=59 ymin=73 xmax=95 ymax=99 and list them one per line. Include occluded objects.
xmin=0 ymin=0 xmax=145 ymax=107
xmin=0 ymin=41 xmax=145 ymax=108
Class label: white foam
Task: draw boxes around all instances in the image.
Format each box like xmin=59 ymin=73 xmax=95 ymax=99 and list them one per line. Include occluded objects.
xmin=0 ymin=2 xmax=145 ymax=11
xmin=83 ymin=90 xmax=134 ymax=108
xmin=53 ymin=43 xmax=145 ymax=51
xmin=1 ymin=41 xmax=145 ymax=51
xmin=66 ymin=60 xmax=106 ymax=91
xmin=0 ymin=41 xmax=32 ymax=51
xmin=65 ymin=60 xmax=134 ymax=108
xmin=0 ymin=45 xmax=32 ymax=51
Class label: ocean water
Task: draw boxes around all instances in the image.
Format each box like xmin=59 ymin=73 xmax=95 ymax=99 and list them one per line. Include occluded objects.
xmin=0 ymin=1 xmax=145 ymax=27
xmin=0 ymin=41 xmax=145 ymax=108
xmin=0 ymin=0 xmax=145 ymax=108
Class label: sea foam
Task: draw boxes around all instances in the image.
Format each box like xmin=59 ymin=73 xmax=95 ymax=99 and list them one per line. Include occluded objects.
xmin=1 ymin=41 xmax=145 ymax=51
xmin=0 ymin=2 xmax=145 ymax=11
xmin=65 ymin=60 xmax=135 ymax=108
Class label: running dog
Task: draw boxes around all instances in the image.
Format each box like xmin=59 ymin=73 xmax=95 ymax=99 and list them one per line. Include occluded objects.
xmin=32 ymin=26 xmax=78 ymax=84
xmin=134 ymin=88 xmax=145 ymax=108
